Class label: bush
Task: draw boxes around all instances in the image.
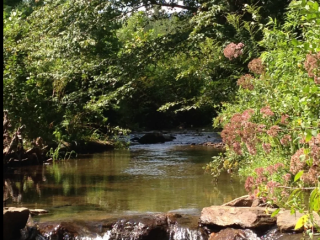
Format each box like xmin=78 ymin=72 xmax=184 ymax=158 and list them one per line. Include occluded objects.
xmin=207 ymin=0 xmax=320 ymax=234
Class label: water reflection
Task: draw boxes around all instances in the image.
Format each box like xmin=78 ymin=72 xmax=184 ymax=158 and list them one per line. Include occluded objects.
xmin=4 ymin=145 xmax=246 ymax=222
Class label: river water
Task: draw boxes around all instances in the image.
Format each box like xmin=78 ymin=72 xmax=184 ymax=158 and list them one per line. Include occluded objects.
xmin=4 ymin=131 xmax=248 ymax=236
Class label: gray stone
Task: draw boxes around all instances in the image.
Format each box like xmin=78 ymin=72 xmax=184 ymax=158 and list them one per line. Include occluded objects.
xmin=200 ymin=206 xmax=276 ymax=229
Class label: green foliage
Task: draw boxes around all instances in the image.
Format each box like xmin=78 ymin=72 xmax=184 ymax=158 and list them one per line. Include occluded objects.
xmin=3 ymin=0 xmax=293 ymax=139
xmin=3 ymin=0 xmax=124 ymax=142
xmin=206 ymin=0 xmax=320 ymax=231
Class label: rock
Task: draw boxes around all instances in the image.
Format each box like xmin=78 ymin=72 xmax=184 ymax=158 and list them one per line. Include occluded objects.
xmin=201 ymin=142 xmax=226 ymax=150
xmin=138 ymin=132 xmax=166 ymax=144
xmin=222 ymin=195 xmax=252 ymax=207
xmin=38 ymin=222 xmax=90 ymax=239
xmin=38 ymin=214 xmax=169 ymax=240
xmin=200 ymin=206 xmax=276 ymax=229
xmin=163 ymin=134 xmax=176 ymax=141
xmin=277 ymin=210 xmax=320 ymax=232
xmin=251 ymin=198 xmax=263 ymax=207
xmin=75 ymin=140 xmax=114 ymax=154
xmin=29 ymin=209 xmax=49 ymax=216
xmin=107 ymin=214 xmax=168 ymax=240
xmin=208 ymin=228 xmax=260 ymax=240
xmin=130 ymin=137 xmax=140 ymax=141
xmin=208 ymin=232 xmax=216 ymax=240
xmin=166 ymin=212 xmax=200 ymax=230
xmin=166 ymin=212 xmax=206 ymax=240
xmin=3 ymin=207 xmax=30 ymax=240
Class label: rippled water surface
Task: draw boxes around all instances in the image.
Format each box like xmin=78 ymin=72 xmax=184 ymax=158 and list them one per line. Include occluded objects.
xmin=4 ymin=132 xmax=247 ymax=223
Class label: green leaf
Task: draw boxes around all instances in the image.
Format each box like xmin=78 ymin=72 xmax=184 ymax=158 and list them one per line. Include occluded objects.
xmin=294 ymin=170 xmax=304 ymax=182
xmin=309 ymin=188 xmax=320 ymax=212
xmin=271 ymin=208 xmax=280 ymax=217
xmin=312 ymin=1 xmax=319 ymax=11
xmin=305 ymin=130 xmax=313 ymax=142
xmin=311 ymin=129 xmax=318 ymax=137
xmin=291 ymin=39 xmax=299 ymax=46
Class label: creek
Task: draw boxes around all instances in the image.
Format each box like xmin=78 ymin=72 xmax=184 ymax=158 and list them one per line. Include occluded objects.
xmin=5 ymin=131 xmax=298 ymax=239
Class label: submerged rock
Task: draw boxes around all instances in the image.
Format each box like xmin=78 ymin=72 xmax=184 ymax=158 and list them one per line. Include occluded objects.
xmin=138 ymin=132 xmax=175 ymax=144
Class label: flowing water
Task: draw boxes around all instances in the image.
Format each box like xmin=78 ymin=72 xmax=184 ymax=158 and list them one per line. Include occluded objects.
xmin=4 ymin=131 xmax=249 ymax=239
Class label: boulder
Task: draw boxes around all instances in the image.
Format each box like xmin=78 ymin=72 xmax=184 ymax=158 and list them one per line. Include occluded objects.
xmin=138 ymin=132 xmax=166 ymax=144
xmin=277 ymin=210 xmax=320 ymax=232
xmin=3 ymin=207 xmax=30 ymax=240
xmin=208 ymin=228 xmax=260 ymax=240
xmin=200 ymin=206 xmax=276 ymax=229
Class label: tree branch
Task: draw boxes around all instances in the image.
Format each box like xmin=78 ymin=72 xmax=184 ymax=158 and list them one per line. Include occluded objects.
xmin=149 ymin=0 xmax=199 ymax=12
xmin=277 ymin=185 xmax=316 ymax=190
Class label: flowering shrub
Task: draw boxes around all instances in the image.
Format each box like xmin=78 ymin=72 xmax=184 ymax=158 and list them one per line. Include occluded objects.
xmin=237 ymin=74 xmax=254 ymax=90
xmin=223 ymin=42 xmax=245 ymax=60
xmin=304 ymin=52 xmax=320 ymax=84
xmin=248 ymin=58 xmax=265 ymax=75
xmin=208 ymin=0 xmax=320 ymax=234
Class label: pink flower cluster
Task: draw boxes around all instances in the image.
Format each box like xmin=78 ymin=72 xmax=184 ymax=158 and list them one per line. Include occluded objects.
xmin=262 ymin=143 xmax=271 ymax=153
xmin=260 ymin=106 xmax=274 ymax=117
xmin=301 ymin=166 xmax=319 ymax=185
xmin=245 ymin=176 xmax=255 ymax=192
xmin=280 ymin=114 xmax=289 ymax=125
xmin=245 ymin=163 xmax=285 ymax=194
xmin=223 ymin=42 xmax=245 ymax=60
xmin=248 ymin=58 xmax=265 ymax=74
xmin=309 ymin=134 xmax=320 ymax=162
xmin=266 ymin=181 xmax=281 ymax=194
xmin=289 ymin=135 xmax=320 ymax=185
xmin=221 ymin=109 xmax=264 ymax=155
xmin=267 ymin=125 xmax=281 ymax=137
xmin=304 ymin=52 xmax=320 ymax=84
xmin=237 ymin=74 xmax=254 ymax=90
xmin=266 ymin=163 xmax=285 ymax=174
xmin=290 ymin=148 xmax=307 ymax=174
xmin=280 ymin=134 xmax=292 ymax=146
xmin=282 ymin=173 xmax=291 ymax=184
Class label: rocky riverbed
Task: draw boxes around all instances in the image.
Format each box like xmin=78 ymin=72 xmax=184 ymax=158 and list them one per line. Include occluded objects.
xmin=4 ymin=195 xmax=318 ymax=240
